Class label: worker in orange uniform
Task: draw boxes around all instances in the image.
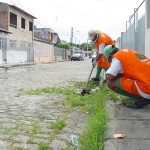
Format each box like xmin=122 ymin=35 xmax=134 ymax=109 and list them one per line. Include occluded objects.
xmin=88 ymin=30 xmax=114 ymax=82
xmin=104 ymin=45 xmax=150 ymax=109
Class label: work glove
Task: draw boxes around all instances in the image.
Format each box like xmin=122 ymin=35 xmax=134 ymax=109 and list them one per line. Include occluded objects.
xmin=92 ymin=60 xmax=97 ymax=67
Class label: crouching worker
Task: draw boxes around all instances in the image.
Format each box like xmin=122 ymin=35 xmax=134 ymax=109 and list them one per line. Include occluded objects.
xmin=103 ymin=45 xmax=150 ymax=109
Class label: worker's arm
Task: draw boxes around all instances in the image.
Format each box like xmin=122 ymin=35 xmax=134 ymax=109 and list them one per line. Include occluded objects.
xmin=95 ymin=53 xmax=102 ymax=61
xmin=107 ymin=73 xmax=116 ymax=81
xmin=106 ymin=58 xmax=123 ymax=81
xmin=92 ymin=53 xmax=102 ymax=67
xmin=92 ymin=43 xmax=105 ymax=67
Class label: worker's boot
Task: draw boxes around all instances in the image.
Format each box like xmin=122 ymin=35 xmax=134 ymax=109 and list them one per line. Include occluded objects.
xmin=103 ymin=80 xmax=107 ymax=83
xmin=127 ymin=99 xmax=150 ymax=109
xmin=91 ymin=77 xmax=100 ymax=82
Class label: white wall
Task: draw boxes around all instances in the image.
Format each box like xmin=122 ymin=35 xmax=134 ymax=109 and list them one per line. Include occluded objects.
xmin=7 ymin=50 xmax=27 ymax=64
xmin=145 ymin=30 xmax=150 ymax=57
xmin=145 ymin=0 xmax=150 ymax=58
xmin=0 ymin=50 xmax=2 ymax=64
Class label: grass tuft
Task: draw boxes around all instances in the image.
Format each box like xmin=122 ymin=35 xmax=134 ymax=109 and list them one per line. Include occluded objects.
xmin=22 ymin=81 xmax=125 ymax=150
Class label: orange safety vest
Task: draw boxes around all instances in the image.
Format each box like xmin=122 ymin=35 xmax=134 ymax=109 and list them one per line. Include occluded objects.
xmin=94 ymin=30 xmax=114 ymax=49
xmin=94 ymin=30 xmax=114 ymax=68
xmin=97 ymin=54 xmax=110 ymax=69
xmin=114 ymin=49 xmax=150 ymax=94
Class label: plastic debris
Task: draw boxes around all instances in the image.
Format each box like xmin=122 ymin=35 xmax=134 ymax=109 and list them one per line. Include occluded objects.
xmin=90 ymin=87 xmax=100 ymax=93
xmin=113 ymin=133 xmax=126 ymax=138
xmin=70 ymin=134 xmax=79 ymax=149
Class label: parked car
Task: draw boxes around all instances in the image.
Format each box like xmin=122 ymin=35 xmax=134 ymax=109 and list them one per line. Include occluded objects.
xmin=92 ymin=51 xmax=97 ymax=62
xmin=70 ymin=53 xmax=84 ymax=61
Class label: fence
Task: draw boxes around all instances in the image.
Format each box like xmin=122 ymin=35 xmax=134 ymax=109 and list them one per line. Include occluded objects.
xmin=120 ymin=0 xmax=145 ymax=54
xmin=0 ymin=36 xmax=34 ymax=64
xmin=0 ymin=36 xmax=7 ymax=63
xmin=54 ymin=47 xmax=68 ymax=61
xmin=0 ymin=36 xmax=69 ymax=64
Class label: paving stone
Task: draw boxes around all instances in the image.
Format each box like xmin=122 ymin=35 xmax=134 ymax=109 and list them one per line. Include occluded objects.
xmin=0 ymin=135 xmax=9 ymax=140
xmin=35 ymin=134 xmax=49 ymax=138
xmin=33 ymin=138 xmax=49 ymax=144
xmin=0 ymin=60 xmax=92 ymax=149
xmin=12 ymin=135 xmax=29 ymax=142
xmin=2 ymin=123 xmax=16 ymax=129
xmin=0 ymin=141 xmax=8 ymax=150
xmin=56 ymin=133 xmax=71 ymax=141
xmin=13 ymin=143 xmax=38 ymax=150
xmin=50 ymin=140 xmax=67 ymax=150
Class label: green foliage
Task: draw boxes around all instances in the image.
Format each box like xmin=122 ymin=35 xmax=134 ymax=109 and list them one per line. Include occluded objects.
xmin=0 ymin=66 xmax=9 ymax=71
xmin=79 ymin=86 xmax=108 ymax=150
xmin=69 ymin=81 xmax=85 ymax=88
xmin=22 ymin=82 xmax=124 ymax=150
xmin=38 ymin=142 xmax=49 ymax=150
xmin=107 ymin=87 xmax=125 ymax=101
xmin=12 ymin=148 xmax=24 ymax=150
xmin=50 ymin=119 xmax=66 ymax=130
xmin=31 ymin=121 xmax=40 ymax=134
xmin=24 ymin=87 xmax=63 ymax=96
xmin=56 ymin=43 xmax=70 ymax=49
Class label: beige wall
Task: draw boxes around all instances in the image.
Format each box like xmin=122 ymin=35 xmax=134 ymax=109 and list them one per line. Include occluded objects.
xmin=34 ymin=40 xmax=55 ymax=63
xmin=8 ymin=7 xmax=33 ymax=43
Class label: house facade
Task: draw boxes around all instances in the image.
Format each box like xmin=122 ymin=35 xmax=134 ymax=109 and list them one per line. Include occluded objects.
xmin=0 ymin=2 xmax=36 ymax=64
xmin=0 ymin=2 xmax=68 ymax=64
xmin=34 ymin=27 xmax=62 ymax=63
xmin=0 ymin=28 xmax=9 ymax=64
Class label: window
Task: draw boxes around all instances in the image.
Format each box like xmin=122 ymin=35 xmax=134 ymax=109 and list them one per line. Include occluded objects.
xmin=9 ymin=40 xmax=16 ymax=47
xmin=10 ymin=12 xmax=17 ymax=27
xmin=20 ymin=41 xmax=26 ymax=47
xmin=29 ymin=21 xmax=33 ymax=31
xmin=0 ymin=37 xmax=7 ymax=49
xmin=21 ymin=17 xmax=25 ymax=29
xmin=28 ymin=42 xmax=33 ymax=47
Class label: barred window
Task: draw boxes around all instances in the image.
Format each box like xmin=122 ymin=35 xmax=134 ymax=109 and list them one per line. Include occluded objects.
xmin=0 ymin=37 xmax=7 ymax=49
xmin=10 ymin=12 xmax=17 ymax=28
xmin=10 ymin=40 xmax=17 ymax=47
xmin=21 ymin=18 xmax=25 ymax=29
xmin=20 ymin=41 xmax=26 ymax=47
xmin=29 ymin=21 xmax=33 ymax=31
xmin=0 ymin=37 xmax=2 ymax=49
xmin=28 ymin=42 xmax=33 ymax=47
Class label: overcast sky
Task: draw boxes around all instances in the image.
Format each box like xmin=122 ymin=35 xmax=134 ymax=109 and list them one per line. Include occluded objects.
xmin=0 ymin=0 xmax=145 ymax=43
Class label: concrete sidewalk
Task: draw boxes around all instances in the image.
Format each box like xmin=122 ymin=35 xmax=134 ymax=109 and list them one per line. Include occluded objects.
xmin=104 ymin=101 xmax=150 ymax=150
xmin=0 ymin=61 xmax=58 ymax=68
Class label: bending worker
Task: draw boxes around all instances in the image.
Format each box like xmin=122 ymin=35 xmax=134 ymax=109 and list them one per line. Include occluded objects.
xmin=88 ymin=30 xmax=114 ymax=82
xmin=104 ymin=45 xmax=150 ymax=109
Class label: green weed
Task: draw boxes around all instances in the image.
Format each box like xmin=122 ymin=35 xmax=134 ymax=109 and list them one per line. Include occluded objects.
xmin=24 ymin=87 xmax=63 ymax=96
xmin=31 ymin=121 xmax=40 ymax=134
xmin=23 ymin=81 xmax=124 ymax=150
xmin=49 ymin=119 xmax=66 ymax=130
xmin=38 ymin=142 xmax=49 ymax=150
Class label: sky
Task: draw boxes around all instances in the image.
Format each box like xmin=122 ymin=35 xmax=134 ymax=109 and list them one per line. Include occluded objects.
xmin=0 ymin=0 xmax=145 ymax=43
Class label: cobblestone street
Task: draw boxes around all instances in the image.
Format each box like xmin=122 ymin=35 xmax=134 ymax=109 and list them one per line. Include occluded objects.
xmin=0 ymin=59 xmax=95 ymax=150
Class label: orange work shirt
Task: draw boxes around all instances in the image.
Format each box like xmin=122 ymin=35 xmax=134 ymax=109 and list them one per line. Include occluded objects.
xmin=94 ymin=30 xmax=114 ymax=49
xmin=97 ymin=54 xmax=110 ymax=69
xmin=94 ymin=30 xmax=114 ymax=69
xmin=114 ymin=49 xmax=150 ymax=94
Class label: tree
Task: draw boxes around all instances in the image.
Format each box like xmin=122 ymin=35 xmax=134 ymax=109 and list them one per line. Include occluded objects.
xmin=80 ymin=42 xmax=94 ymax=51
xmin=56 ymin=43 xmax=70 ymax=49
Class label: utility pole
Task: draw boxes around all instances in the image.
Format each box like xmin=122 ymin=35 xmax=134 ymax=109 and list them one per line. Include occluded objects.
xmin=86 ymin=39 xmax=88 ymax=57
xmin=70 ymin=27 xmax=73 ymax=56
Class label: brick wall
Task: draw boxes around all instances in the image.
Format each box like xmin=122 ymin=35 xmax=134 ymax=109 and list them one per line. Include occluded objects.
xmin=0 ymin=11 xmax=8 ymax=30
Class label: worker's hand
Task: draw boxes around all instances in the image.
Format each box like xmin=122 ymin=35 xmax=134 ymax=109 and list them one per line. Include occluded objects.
xmin=92 ymin=60 xmax=97 ymax=67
